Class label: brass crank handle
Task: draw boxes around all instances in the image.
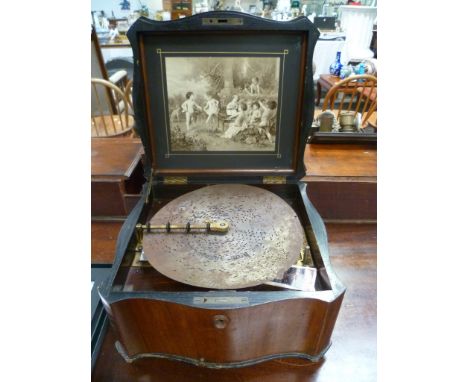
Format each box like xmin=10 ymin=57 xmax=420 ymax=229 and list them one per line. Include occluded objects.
xmin=135 ymin=220 xmax=229 ymax=234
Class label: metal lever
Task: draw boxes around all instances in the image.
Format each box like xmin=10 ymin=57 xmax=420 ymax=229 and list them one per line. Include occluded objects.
xmin=136 ymin=220 xmax=229 ymax=236
xmin=134 ymin=221 xmax=229 ymax=254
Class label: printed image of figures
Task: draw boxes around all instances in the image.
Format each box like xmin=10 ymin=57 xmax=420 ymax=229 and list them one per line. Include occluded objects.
xmin=165 ymin=56 xmax=281 ymax=151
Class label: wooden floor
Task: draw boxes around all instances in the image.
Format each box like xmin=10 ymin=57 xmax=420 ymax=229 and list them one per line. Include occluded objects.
xmin=92 ymin=223 xmax=376 ymax=382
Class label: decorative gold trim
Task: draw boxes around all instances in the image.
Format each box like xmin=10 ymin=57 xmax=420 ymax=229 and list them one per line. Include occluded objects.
xmin=157 ymin=50 xmax=171 ymax=155
xmin=276 ymin=51 xmax=286 ymax=152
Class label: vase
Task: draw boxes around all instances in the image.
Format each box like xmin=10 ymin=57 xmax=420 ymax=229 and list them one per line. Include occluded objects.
xmin=329 ymin=51 xmax=343 ymax=76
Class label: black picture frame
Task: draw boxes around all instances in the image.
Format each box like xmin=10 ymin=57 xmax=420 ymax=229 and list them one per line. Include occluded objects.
xmin=127 ymin=12 xmax=319 ymax=180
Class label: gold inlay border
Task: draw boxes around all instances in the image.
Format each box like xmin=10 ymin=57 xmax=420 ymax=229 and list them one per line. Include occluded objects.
xmin=156 ymin=49 xmax=288 ymax=158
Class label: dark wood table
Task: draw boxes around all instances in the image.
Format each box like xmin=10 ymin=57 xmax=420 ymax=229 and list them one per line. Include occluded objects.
xmin=303 ymin=143 xmax=377 ymax=221
xmin=316 ymin=74 xmax=341 ymax=106
xmin=92 ymin=138 xmax=142 ymax=176
xmin=92 ymin=222 xmax=376 ymax=382
xmin=91 ymin=137 xmax=144 ymax=217
xmin=304 ymin=143 xmax=377 ymax=181
xmin=91 ymin=221 xmax=124 ymax=264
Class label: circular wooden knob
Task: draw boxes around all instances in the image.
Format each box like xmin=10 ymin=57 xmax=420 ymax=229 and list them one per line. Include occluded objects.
xmin=213 ymin=315 xmax=229 ymax=329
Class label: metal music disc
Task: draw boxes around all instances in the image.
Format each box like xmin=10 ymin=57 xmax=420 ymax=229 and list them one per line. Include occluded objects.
xmin=143 ymin=184 xmax=305 ymax=289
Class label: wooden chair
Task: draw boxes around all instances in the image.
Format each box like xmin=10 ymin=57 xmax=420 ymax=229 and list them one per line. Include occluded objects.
xmin=124 ymin=79 xmax=133 ymax=110
xmin=321 ymin=74 xmax=377 ymax=129
xmin=91 ymin=78 xmax=134 ymax=137
xmin=92 ymin=27 xmax=129 ymax=114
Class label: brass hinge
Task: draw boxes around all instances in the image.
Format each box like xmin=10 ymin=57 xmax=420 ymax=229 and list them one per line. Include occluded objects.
xmin=163 ymin=176 xmax=188 ymax=185
xmin=262 ymin=176 xmax=286 ymax=184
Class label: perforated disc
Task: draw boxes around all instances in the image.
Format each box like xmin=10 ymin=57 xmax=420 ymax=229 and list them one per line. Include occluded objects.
xmin=143 ymin=184 xmax=305 ymax=289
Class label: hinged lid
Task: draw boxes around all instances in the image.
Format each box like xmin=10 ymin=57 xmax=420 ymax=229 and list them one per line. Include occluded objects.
xmin=127 ymin=12 xmax=319 ymax=183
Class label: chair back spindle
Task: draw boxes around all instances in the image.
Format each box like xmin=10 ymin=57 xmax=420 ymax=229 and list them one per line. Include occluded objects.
xmin=322 ymin=74 xmax=377 ymax=128
xmin=91 ymin=78 xmax=134 ymax=137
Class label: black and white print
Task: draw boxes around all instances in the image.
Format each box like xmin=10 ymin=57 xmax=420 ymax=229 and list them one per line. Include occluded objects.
xmin=165 ymin=56 xmax=281 ymax=151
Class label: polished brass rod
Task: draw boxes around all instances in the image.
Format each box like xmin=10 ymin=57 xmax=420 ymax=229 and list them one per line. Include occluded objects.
xmin=136 ymin=220 xmax=229 ymax=234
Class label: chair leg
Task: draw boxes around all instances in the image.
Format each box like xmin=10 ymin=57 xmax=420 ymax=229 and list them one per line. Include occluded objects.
xmin=316 ymin=82 xmax=321 ymax=106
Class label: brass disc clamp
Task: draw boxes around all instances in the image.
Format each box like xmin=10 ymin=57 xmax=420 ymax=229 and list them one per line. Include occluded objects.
xmin=136 ymin=220 xmax=229 ymax=234
xmin=135 ymin=220 xmax=229 ymax=251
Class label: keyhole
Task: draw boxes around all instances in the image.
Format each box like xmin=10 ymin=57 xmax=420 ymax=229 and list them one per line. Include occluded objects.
xmin=213 ymin=315 xmax=229 ymax=329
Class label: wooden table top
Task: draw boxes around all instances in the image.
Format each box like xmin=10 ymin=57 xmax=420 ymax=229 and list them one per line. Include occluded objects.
xmin=91 ymin=138 xmax=143 ymax=179
xmin=92 ymin=222 xmax=377 ymax=382
xmin=318 ymin=74 xmax=377 ymax=99
xmin=318 ymin=74 xmax=341 ymax=87
xmin=303 ymin=143 xmax=377 ymax=182
xmin=91 ymin=220 xmax=124 ymax=263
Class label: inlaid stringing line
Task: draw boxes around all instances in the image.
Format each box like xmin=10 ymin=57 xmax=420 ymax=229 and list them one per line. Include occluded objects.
xmin=157 ymin=49 xmax=171 ymax=158
xmin=276 ymin=50 xmax=288 ymax=158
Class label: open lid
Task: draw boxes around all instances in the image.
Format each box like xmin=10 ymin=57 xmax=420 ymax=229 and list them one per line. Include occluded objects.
xmin=127 ymin=11 xmax=319 ymax=182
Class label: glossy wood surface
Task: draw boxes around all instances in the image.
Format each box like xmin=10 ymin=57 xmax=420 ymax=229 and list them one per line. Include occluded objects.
xmin=91 ymin=138 xmax=143 ymax=178
xmin=92 ymin=223 xmax=376 ymax=381
xmin=90 ymin=139 xmax=375 ymax=218
xmin=303 ymin=144 xmax=376 ymax=220
xmin=91 ymin=221 xmax=124 ymax=264
xmin=306 ymin=180 xmax=376 ymax=221
xmin=110 ymin=296 xmax=342 ymax=362
xmin=303 ymin=143 xmax=376 ymax=181
xmin=92 ymin=138 xmax=144 ymax=216
xmin=92 ymin=180 xmax=128 ymax=216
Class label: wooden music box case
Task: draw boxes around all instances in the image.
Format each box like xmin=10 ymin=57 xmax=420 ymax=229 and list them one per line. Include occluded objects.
xmin=98 ymin=11 xmax=346 ymax=369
